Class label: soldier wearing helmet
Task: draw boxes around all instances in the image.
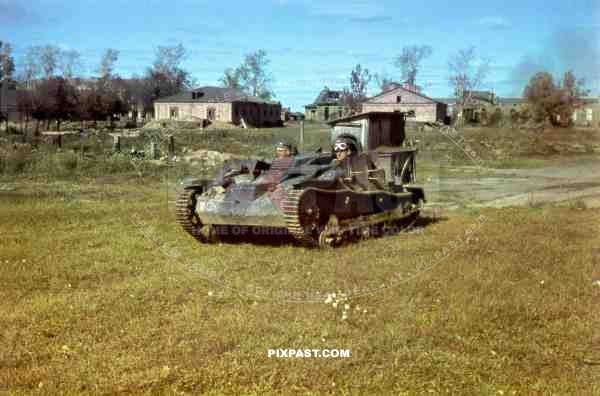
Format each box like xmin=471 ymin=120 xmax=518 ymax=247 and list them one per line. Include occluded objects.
xmin=275 ymin=141 xmax=296 ymax=158
xmin=333 ymin=136 xmax=357 ymax=164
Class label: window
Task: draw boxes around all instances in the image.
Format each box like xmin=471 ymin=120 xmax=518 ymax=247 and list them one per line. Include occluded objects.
xmin=169 ymin=107 xmax=179 ymax=119
xmin=396 ymin=96 xmax=402 ymax=103
xmin=586 ymin=108 xmax=593 ymax=121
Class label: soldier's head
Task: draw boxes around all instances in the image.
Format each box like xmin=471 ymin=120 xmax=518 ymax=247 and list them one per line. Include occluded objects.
xmin=275 ymin=141 xmax=293 ymax=158
xmin=333 ymin=137 xmax=356 ymax=161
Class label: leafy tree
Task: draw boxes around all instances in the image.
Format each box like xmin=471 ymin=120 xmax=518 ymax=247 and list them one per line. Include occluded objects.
xmin=524 ymin=70 xmax=588 ymax=126
xmin=146 ymin=44 xmax=191 ymax=101
xmin=222 ymin=50 xmax=274 ymax=100
xmin=219 ymin=67 xmax=243 ymax=90
xmin=0 ymin=40 xmax=15 ymax=80
xmin=395 ymin=45 xmax=432 ymax=88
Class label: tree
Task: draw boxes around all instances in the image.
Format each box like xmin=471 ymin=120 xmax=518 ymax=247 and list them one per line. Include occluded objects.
xmin=219 ymin=67 xmax=243 ymax=90
xmin=99 ymin=49 xmax=119 ymax=78
xmin=20 ymin=46 xmax=41 ymax=88
xmin=39 ymin=45 xmax=61 ymax=78
xmin=344 ymin=64 xmax=371 ymax=114
xmin=448 ymin=46 xmax=491 ymax=107
xmin=523 ymin=70 xmax=588 ymax=126
xmin=223 ymin=50 xmax=274 ymax=100
xmin=59 ymin=49 xmax=82 ymax=79
xmin=0 ymin=41 xmax=15 ymax=80
xmin=146 ymin=44 xmax=191 ymax=101
xmin=395 ymin=45 xmax=432 ymax=88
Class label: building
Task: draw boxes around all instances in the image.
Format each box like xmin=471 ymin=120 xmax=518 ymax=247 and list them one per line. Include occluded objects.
xmin=362 ymin=84 xmax=448 ymax=123
xmin=305 ymin=87 xmax=346 ymax=122
xmin=0 ymin=80 xmax=20 ymax=122
xmin=289 ymin=112 xmax=305 ymax=121
xmin=154 ymin=86 xmax=282 ymax=127
xmin=437 ymin=91 xmax=600 ymax=126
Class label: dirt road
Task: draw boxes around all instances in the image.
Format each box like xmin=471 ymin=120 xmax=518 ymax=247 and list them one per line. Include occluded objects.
xmin=424 ymin=157 xmax=600 ymax=209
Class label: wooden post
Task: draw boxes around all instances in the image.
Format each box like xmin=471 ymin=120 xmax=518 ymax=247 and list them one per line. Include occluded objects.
xmin=112 ymin=135 xmax=121 ymax=152
xmin=150 ymin=142 xmax=157 ymax=160
xmin=168 ymin=136 xmax=175 ymax=160
xmin=299 ymin=120 xmax=304 ymax=149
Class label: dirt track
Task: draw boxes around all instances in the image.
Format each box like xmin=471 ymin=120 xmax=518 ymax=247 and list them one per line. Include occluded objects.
xmin=425 ymin=158 xmax=600 ymax=209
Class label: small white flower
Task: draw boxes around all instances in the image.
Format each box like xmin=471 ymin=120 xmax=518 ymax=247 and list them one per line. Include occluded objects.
xmin=539 ymin=280 xmax=545 ymax=285
xmin=344 ymin=304 xmax=350 ymax=310
xmin=321 ymin=337 xmax=326 ymax=342
xmin=341 ymin=314 xmax=347 ymax=320
xmin=331 ymin=293 xmax=336 ymax=299
xmin=332 ymin=302 xmax=337 ymax=308
xmin=208 ymin=291 xmax=213 ymax=296
xmin=363 ymin=309 xmax=367 ymax=313
xmin=592 ymin=280 xmax=600 ymax=287
xmin=22 ymin=259 xmax=26 ymax=263
xmin=324 ymin=296 xmax=332 ymax=304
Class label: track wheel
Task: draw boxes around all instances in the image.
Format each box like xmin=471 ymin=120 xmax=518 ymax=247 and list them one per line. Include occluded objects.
xmin=176 ymin=186 xmax=208 ymax=243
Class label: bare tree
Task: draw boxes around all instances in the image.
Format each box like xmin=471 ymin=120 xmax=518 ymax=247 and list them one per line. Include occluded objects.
xmin=99 ymin=49 xmax=119 ymax=78
xmin=395 ymin=45 xmax=432 ymax=88
xmin=20 ymin=46 xmax=41 ymax=87
xmin=344 ymin=64 xmax=371 ymax=114
xmin=39 ymin=45 xmax=60 ymax=78
xmin=59 ymin=49 xmax=82 ymax=79
xmin=448 ymin=46 xmax=491 ymax=107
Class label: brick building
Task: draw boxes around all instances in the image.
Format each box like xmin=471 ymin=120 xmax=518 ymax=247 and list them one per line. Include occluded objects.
xmin=154 ymin=86 xmax=282 ymax=127
xmin=362 ymin=84 xmax=448 ymax=123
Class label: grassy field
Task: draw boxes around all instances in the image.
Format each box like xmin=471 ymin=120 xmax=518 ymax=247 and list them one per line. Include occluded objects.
xmin=1 ymin=177 xmax=599 ymax=395
xmin=1 ymin=123 xmax=600 ymax=394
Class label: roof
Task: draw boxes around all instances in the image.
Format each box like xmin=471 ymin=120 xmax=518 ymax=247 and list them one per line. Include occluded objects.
xmin=365 ymin=85 xmax=445 ymax=105
xmin=154 ymin=86 xmax=277 ymax=104
xmin=326 ymin=111 xmax=405 ymax=125
xmin=311 ymin=88 xmax=345 ymax=105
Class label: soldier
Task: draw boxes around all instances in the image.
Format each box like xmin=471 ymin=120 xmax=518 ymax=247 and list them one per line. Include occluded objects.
xmin=333 ymin=136 xmax=357 ymax=166
xmin=275 ymin=141 xmax=293 ymax=158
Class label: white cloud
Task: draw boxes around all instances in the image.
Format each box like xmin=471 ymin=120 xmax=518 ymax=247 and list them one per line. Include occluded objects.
xmin=477 ymin=16 xmax=511 ymax=30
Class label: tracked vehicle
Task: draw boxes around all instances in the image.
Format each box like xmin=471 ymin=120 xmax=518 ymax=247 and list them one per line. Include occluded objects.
xmin=176 ymin=112 xmax=425 ymax=247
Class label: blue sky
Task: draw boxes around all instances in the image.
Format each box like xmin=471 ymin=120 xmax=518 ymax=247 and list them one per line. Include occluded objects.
xmin=1 ymin=0 xmax=599 ymax=111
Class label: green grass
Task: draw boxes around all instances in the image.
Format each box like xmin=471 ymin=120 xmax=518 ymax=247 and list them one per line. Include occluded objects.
xmin=0 ymin=178 xmax=599 ymax=395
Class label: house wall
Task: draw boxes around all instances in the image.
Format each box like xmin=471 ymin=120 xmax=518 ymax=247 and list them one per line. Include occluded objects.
xmin=154 ymin=102 xmax=233 ymax=122
xmin=363 ymin=87 xmax=447 ymax=123
xmin=305 ymin=105 xmax=345 ymax=122
xmin=362 ymin=103 xmax=444 ymax=123
xmin=232 ymin=102 xmax=281 ymax=127
xmin=154 ymin=101 xmax=282 ymax=127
